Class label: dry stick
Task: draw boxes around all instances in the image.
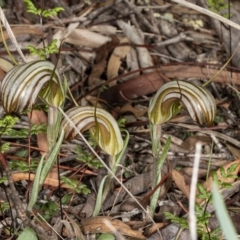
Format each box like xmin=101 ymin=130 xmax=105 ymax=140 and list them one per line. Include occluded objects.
xmin=58 ymin=107 xmax=162 ymax=237
xmin=123 ymin=0 xmax=160 ymax=34
xmin=171 ymin=0 xmax=240 ymax=31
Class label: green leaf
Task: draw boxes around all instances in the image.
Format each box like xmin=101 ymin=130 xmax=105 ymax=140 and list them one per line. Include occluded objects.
xmin=227 ymin=174 xmax=238 ymax=179
xmin=27 ymin=154 xmax=45 ymax=212
xmin=61 ymin=176 xmax=90 ymax=195
xmin=24 ymin=0 xmax=38 ymax=15
xmin=41 ymin=7 xmax=64 ymax=17
xmin=221 ymin=183 xmax=232 ymax=189
xmin=0 ymin=115 xmax=19 ymax=135
xmin=227 ymin=163 xmax=238 ymax=174
xmin=76 ymin=146 xmax=103 ymax=169
xmin=212 ymin=183 xmax=238 ymax=240
xmin=61 ymin=193 xmax=73 ymax=205
xmin=17 ymin=227 xmax=38 ymax=240
xmin=0 ymin=176 xmax=7 ymax=184
xmin=30 ymin=123 xmax=47 ymax=135
xmin=36 ymin=201 xmax=59 ymax=221
xmin=164 ymin=212 xmax=189 ymax=229
xmin=197 ymin=183 xmax=207 ymax=195
xmin=39 ymin=130 xmax=64 ymax=186
xmin=150 ymin=136 xmax=171 ymax=215
xmin=0 ymin=202 xmax=10 ymax=212
xmin=0 ymin=142 xmax=10 ymax=153
xmin=220 ymin=167 xmax=226 ymax=178
xmin=93 ymin=175 xmax=108 ymax=216
xmin=97 ymin=233 xmax=115 ymax=240
xmin=111 ymin=130 xmax=129 ymax=175
xmin=14 ymin=149 xmax=29 ymax=158
xmin=212 ymin=171 xmax=220 ymax=185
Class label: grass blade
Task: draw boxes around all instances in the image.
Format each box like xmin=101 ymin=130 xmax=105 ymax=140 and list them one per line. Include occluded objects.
xmin=39 ymin=129 xmax=64 ymax=185
xmin=212 ymin=182 xmax=238 ymax=240
xmin=93 ymin=175 xmax=108 ymax=216
xmin=27 ymin=154 xmax=45 ymax=212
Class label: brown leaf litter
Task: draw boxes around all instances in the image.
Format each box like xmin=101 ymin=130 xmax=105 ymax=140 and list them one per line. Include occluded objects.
xmin=1 ymin=0 xmax=240 ymax=239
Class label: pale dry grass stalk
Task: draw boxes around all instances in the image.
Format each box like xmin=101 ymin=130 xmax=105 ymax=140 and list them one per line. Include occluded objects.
xmin=189 ymin=142 xmax=202 ymax=240
xmin=0 ymin=7 xmax=26 ymax=62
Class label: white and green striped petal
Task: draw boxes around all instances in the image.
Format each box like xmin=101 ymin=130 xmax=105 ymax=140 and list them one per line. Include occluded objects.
xmin=148 ymin=80 xmax=216 ymax=126
xmin=1 ymin=60 xmax=63 ymax=113
xmin=61 ymin=106 xmax=124 ymax=156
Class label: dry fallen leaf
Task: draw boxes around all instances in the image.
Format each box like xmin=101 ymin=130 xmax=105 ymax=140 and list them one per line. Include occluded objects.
xmin=81 ymin=216 xmax=145 ymax=239
xmin=114 ymin=103 xmax=148 ymax=118
xmin=180 ymin=135 xmax=212 ymax=152
xmin=62 ymin=212 xmax=85 ymax=239
xmin=172 ymin=169 xmax=190 ymax=199
xmin=12 ymin=172 xmax=69 ymax=189
xmin=107 ymin=37 xmax=131 ymax=86
xmin=100 ymin=64 xmax=240 ymax=105
xmin=147 ymin=222 xmax=167 ymax=236
xmin=66 ymin=28 xmax=111 ymax=48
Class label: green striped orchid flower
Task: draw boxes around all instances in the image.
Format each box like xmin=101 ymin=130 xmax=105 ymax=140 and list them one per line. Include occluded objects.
xmin=1 ymin=60 xmax=64 ymax=113
xmin=148 ymin=80 xmax=216 ymax=126
xmin=148 ymin=80 xmax=216 ymax=216
xmin=61 ymin=106 xmax=124 ymax=156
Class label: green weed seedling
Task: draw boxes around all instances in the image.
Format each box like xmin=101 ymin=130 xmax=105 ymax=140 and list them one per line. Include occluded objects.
xmin=61 ymin=176 xmax=91 ymax=195
xmin=27 ymin=39 xmax=59 ymax=60
xmin=165 ymin=164 xmax=238 ymax=239
xmin=76 ymin=145 xmax=103 ymax=169
xmin=24 ymin=0 xmax=64 ymax=60
xmin=0 ymin=115 xmax=46 ymax=153
xmin=34 ymin=201 xmax=59 ymax=221
xmin=207 ymin=0 xmax=231 ymax=18
xmin=9 ymin=159 xmax=38 ymax=172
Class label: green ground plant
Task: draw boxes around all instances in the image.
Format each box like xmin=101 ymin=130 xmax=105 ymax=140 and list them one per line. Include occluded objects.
xmin=0 ymin=0 xmax=239 ymax=239
xmin=76 ymin=145 xmax=103 ymax=169
xmin=24 ymin=0 xmax=63 ymax=59
xmin=165 ymin=164 xmax=238 ymax=239
xmin=207 ymin=0 xmax=231 ymax=18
